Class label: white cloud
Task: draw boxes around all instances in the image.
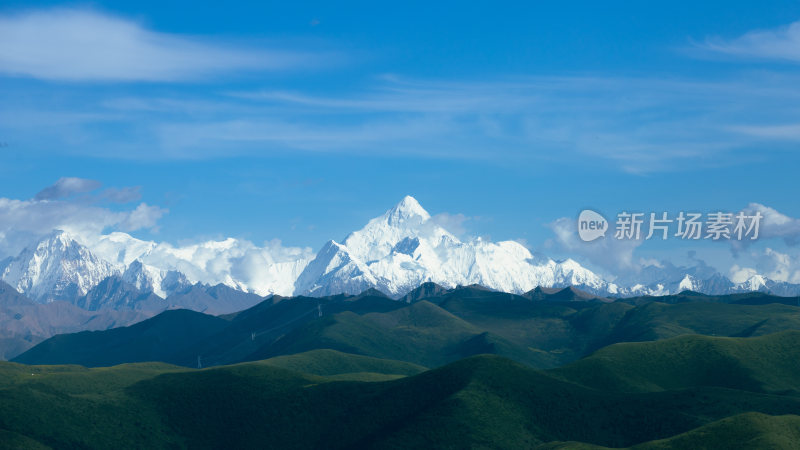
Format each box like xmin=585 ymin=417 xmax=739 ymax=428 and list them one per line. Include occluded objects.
xmin=700 ymin=20 xmax=800 ymax=63
xmin=735 ymin=203 xmax=800 ymax=248
xmin=118 ymin=203 xmax=168 ymax=232
xmin=729 ymin=264 xmax=759 ymax=284
xmin=762 ymin=248 xmax=800 ymax=283
xmin=35 ymin=177 xmax=101 ymax=200
xmin=0 ymin=182 xmax=168 ymax=258
xmin=0 ymin=9 xmax=324 ymax=82
xmin=101 ymin=186 xmax=141 ymax=203
xmin=429 ymin=213 xmax=471 ymax=237
xmin=730 ymin=248 xmax=800 ymax=284
xmin=102 ymin=235 xmax=314 ymax=296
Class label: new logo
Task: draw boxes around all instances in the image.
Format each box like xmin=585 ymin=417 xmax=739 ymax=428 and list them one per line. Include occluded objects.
xmin=578 ymin=210 xmax=608 ymax=242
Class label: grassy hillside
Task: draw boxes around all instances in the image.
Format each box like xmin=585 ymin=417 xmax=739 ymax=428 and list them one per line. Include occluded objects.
xmin=593 ymin=301 xmax=800 ymax=352
xmin=630 ymin=412 xmax=800 ymax=449
xmin=553 ymin=331 xmax=800 ymax=394
xmin=15 ymin=289 xmax=800 ymax=374
xmin=433 ymin=292 xmax=633 ymax=361
xmin=541 ymin=413 xmax=800 ymax=450
xmin=256 ymin=348 xmax=427 ymax=377
xmin=12 ymin=309 xmax=228 ymax=367
xmin=249 ymin=300 xmax=558 ymax=368
xmin=0 ymin=361 xmax=185 ymax=448
xmin=4 ymin=332 xmax=800 ymax=448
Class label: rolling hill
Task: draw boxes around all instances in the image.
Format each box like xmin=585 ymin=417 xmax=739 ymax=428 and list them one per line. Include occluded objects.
xmin=3 ymin=332 xmax=800 ymax=448
xmin=17 ymin=287 xmax=800 ymax=372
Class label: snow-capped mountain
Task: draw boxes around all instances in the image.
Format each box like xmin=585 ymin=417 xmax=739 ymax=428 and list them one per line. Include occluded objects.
xmin=89 ymin=233 xmax=312 ymax=297
xmin=121 ymin=260 xmax=191 ymax=298
xmin=294 ymin=196 xmax=618 ymax=297
xmin=625 ymin=272 xmax=735 ymax=297
xmin=89 ymin=232 xmax=158 ymax=267
xmin=0 ymin=230 xmax=118 ymax=303
xmin=1 ymin=196 xmax=798 ymax=306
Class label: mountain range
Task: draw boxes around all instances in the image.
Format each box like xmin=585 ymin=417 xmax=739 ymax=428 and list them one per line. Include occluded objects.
xmin=15 ymin=285 xmax=800 ymax=369
xmin=4 ymin=294 xmax=800 ymax=448
xmin=1 ymin=196 xmax=795 ymax=312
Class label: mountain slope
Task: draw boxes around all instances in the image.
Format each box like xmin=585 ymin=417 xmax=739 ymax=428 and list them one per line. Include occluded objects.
xmin=593 ymin=300 xmax=800 ymax=352
xmin=552 ymin=331 xmax=800 ymax=394
xmin=17 ymin=288 xmax=800 ymax=370
xmin=12 ymin=309 xmax=228 ymax=367
xmin=257 ymin=349 xmax=427 ymax=378
xmin=4 ymin=337 xmax=800 ymax=449
xmin=17 ymin=288 xmax=591 ymax=368
xmin=0 ymin=230 xmax=117 ymax=303
xmin=76 ymin=275 xmax=164 ymax=311
xmin=0 ymin=280 xmax=151 ymax=360
xmin=630 ymin=412 xmax=800 ymax=450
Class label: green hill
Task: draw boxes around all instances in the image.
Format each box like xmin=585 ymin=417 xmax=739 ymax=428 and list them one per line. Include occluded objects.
xmin=248 ymin=300 xmax=557 ymax=368
xmin=12 ymin=309 xmax=228 ymax=367
xmin=4 ymin=332 xmax=800 ymax=448
xmin=0 ymin=361 xmax=185 ymax=448
xmin=256 ymin=348 xmax=427 ymax=378
xmin=14 ymin=289 xmax=800 ymax=374
xmin=593 ymin=301 xmax=800 ymax=352
xmin=630 ymin=412 xmax=800 ymax=449
xmin=541 ymin=413 xmax=800 ymax=450
xmin=553 ymin=331 xmax=800 ymax=394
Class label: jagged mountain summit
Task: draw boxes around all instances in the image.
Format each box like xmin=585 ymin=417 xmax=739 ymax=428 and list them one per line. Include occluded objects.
xmin=294 ymin=196 xmax=617 ymax=297
xmin=0 ymin=230 xmax=195 ymax=305
xmin=121 ymin=260 xmax=191 ymax=298
xmin=0 ymin=230 xmax=117 ymax=303
xmin=0 ymin=229 xmax=303 ymax=305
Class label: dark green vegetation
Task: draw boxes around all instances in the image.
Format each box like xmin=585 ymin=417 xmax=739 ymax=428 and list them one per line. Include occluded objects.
xmin=15 ymin=285 xmax=800 ymax=371
xmin=552 ymin=330 xmax=800 ymax=394
xmin=0 ymin=279 xmax=268 ymax=360
xmin=2 ymin=333 xmax=800 ymax=448
xmin=7 ymin=286 xmax=800 ymax=448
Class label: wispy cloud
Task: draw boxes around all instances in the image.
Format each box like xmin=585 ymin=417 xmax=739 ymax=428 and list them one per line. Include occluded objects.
xmin=0 ymin=8 xmax=329 ymax=82
xmin=35 ymin=177 xmax=101 ymax=200
xmin=699 ymin=20 xmax=800 ymax=63
xmin=123 ymin=75 xmax=800 ymax=171
xmin=2 ymin=49 xmax=800 ymax=172
xmin=101 ymin=186 xmax=142 ymax=204
xmin=731 ymin=123 xmax=800 ymax=141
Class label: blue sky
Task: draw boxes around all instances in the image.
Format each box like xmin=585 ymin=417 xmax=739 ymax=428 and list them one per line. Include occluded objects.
xmin=1 ymin=1 xmax=800 ymax=282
